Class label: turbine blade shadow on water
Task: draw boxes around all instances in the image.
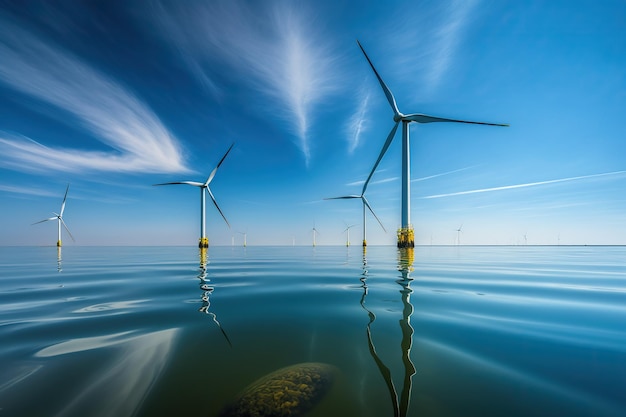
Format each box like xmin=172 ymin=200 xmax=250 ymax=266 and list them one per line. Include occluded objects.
xmin=359 ymin=248 xmax=416 ymax=417
xmin=198 ymin=248 xmax=232 ymax=347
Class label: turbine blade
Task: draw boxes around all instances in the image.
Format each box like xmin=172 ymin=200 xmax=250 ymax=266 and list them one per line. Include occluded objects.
xmin=362 ymin=196 xmax=387 ymax=233
xmin=153 ymin=181 xmax=204 ymax=187
xmin=32 ymin=217 xmax=56 ymax=225
xmin=60 ymin=218 xmax=75 ymax=241
xmin=206 ymin=143 xmax=234 ymax=186
xmin=357 ymin=40 xmax=401 ymax=117
xmin=60 ymin=184 xmax=69 ymax=217
xmin=362 ymin=121 xmax=399 ymax=194
xmin=403 ymin=113 xmax=508 ymax=126
xmin=206 ymin=188 xmax=230 ymax=228
xmin=324 ymin=195 xmax=361 ymax=200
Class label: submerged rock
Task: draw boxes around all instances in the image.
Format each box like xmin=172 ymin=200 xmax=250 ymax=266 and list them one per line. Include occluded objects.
xmin=218 ymin=362 xmax=336 ymax=417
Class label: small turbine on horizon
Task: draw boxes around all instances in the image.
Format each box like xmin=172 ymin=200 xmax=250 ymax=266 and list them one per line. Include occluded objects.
xmin=357 ymin=40 xmax=508 ymax=248
xmin=154 ymin=143 xmax=233 ymax=248
xmin=325 ymin=192 xmax=386 ymax=247
xmin=311 ymin=225 xmax=319 ymax=247
xmin=33 ymin=184 xmax=75 ymax=247
xmin=456 ymin=224 xmax=463 ymax=245
xmin=238 ymin=231 xmax=247 ymax=247
xmin=344 ymin=224 xmax=356 ymax=247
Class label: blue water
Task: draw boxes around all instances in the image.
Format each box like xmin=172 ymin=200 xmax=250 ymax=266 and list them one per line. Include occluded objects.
xmin=0 ymin=245 xmax=625 ymax=417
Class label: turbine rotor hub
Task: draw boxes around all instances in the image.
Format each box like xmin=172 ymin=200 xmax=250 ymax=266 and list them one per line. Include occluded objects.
xmin=393 ymin=113 xmax=405 ymax=123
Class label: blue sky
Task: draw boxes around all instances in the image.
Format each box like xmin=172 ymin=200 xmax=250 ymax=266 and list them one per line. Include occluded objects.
xmin=1 ymin=0 xmax=625 ymax=246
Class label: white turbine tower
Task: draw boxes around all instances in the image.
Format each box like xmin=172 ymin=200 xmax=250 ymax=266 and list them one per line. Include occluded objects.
xmin=154 ymin=143 xmax=233 ymax=248
xmin=33 ymin=184 xmax=74 ymax=247
xmin=344 ymin=224 xmax=356 ymax=247
xmin=325 ymin=193 xmax=386 ymax=247
xmin=357 ymin=40 xmax=508 ymax=248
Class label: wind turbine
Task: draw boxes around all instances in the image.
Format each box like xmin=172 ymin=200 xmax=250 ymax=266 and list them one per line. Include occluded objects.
xmin=357 ymin=40 xmax=508 ymax=248
xmin=154 ymin=143 xmax=233 ymax=248
xmin=325 ymin=193 xmax=386 ymax=247
xmin=33 ymin=184 xmax=75 ymax=247
xmin=456 ymin=224 xmax=463 ymax=245
xmin=311 ymin=225 xmax=319 ymax=247
xmin=344 ymin=224 xmax=356 ymax=247
xmin=238 ymin=231 xmax=247 ymax=247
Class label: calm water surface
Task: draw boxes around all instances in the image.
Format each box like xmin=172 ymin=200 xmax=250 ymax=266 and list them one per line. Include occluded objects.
xmin=0 ymin=245 xmax=625 ymax=417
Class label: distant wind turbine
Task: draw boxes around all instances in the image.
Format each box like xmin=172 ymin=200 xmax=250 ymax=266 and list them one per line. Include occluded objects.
xmin=33 ymin=184 xmax=75 ymax=247
xmin=357 ymin=40 xmax=508 ymax=248
xmin=238 ymin=231 xmax=247 ymax=247
xmin=325 ymin=193 xmax=386 ymax=246
xmin=344 ymin=224 xmax=356 ymax=247
xmin=311 ymin=225 xmax=319 ymax=247
xmin=154 ymin=143 xmax=233 ymax=248
xmin=456 ymin=224 xmax=463 ymax=245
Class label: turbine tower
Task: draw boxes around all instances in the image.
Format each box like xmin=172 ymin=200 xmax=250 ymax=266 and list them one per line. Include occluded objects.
xmin=154 ymin=143 xmax=233 ymax=248
xmin=33 ymin=184 xmax=75 ymax=247
xmin=456 ymin=224 xmax=463 ymax=245
xmin=357 ymin=40 xmax=508 ymax=248
xmin=325 ymin=193 xmax=386 ymax=247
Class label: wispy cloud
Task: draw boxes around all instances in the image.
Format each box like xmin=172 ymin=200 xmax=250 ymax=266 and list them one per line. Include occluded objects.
xmin=0 ymin=183 xmax=59 ymax=198
xmin=0 ymin=16 xmax=187 ymax=174
xmin=382 ymin=0 xmax=479 ymax=96
xmin=345 ymin=88 xmax=370 ymax=154
xmin=422 ymin=170 xmax=626 ymax=199
xmin=151 ymin=1 xmax=340 ymax=166
xmin=346 ymin=176 xmax=398 ymax=188
xmin=412 ymin=165 xmax=477 ymax=182
xmin=425 ymin=0 xmax=479 ymax=89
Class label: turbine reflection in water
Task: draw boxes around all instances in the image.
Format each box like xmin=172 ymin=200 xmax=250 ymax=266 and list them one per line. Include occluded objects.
xmin=198 ymin=248 xmax=232 ymax=347
xmin=360 ymin=247 xmax=416 ymax=417
xmin=57 ymin=246 xmax=62 ymax=272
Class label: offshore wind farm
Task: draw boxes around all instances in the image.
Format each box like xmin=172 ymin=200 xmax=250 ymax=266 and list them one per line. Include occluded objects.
xmin=1 ymin=1 xmax=624 ymax=247
xmin=1 ymin=3 xmax=626 ymax=417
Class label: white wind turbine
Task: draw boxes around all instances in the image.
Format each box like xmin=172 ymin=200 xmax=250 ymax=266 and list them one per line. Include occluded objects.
xmin=311 ymin=225 xmax=319 ymax=247
xmin=154 ymin=143 xmax=233 ymax=248
xmin=238 ymin=231 xmax=247 ymax=247
xmin=325 ymin=193 xmax=386 ymax=247
xmin=456 ymin=224 xmax=463 ymax=245
xmin=33 ymin=184 xmax=75 ymax=247
xmin=344 ymin=224 xmax=356 ymax=247
xmin=357 ymin=40 xmax=508 ymax=248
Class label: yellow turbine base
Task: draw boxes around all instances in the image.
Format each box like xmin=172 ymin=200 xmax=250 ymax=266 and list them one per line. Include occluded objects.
xmin=57 ymin=240 xmax=62 ymax=247
xmin=199 ymin=237 xmax=209 ymax=248
xmin=397 ymin=228 xmax=415 ymax=248
xmin=362 ymin=239 xmax=367 ymax=247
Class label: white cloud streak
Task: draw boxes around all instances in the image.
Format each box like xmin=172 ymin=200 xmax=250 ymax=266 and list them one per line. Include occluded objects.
xmin=422 ymin=170 xmax=626 ymax=199
xmin=151 ymin=1 xmax=340 ymax=166
xmin=346 ymin=176 xmax=398 ymax=187
xmin=425 ymin=0 xmax=478 ymax=89
xmin=0 ymin=16 xmax=188 ymax=174
xmin=346 ymin=89 xmax=370 ymax=154
xmin=412 ymin=165 xmax=477 ymax=182
xmin=383 ymin=0 xmax=479 ymax=96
